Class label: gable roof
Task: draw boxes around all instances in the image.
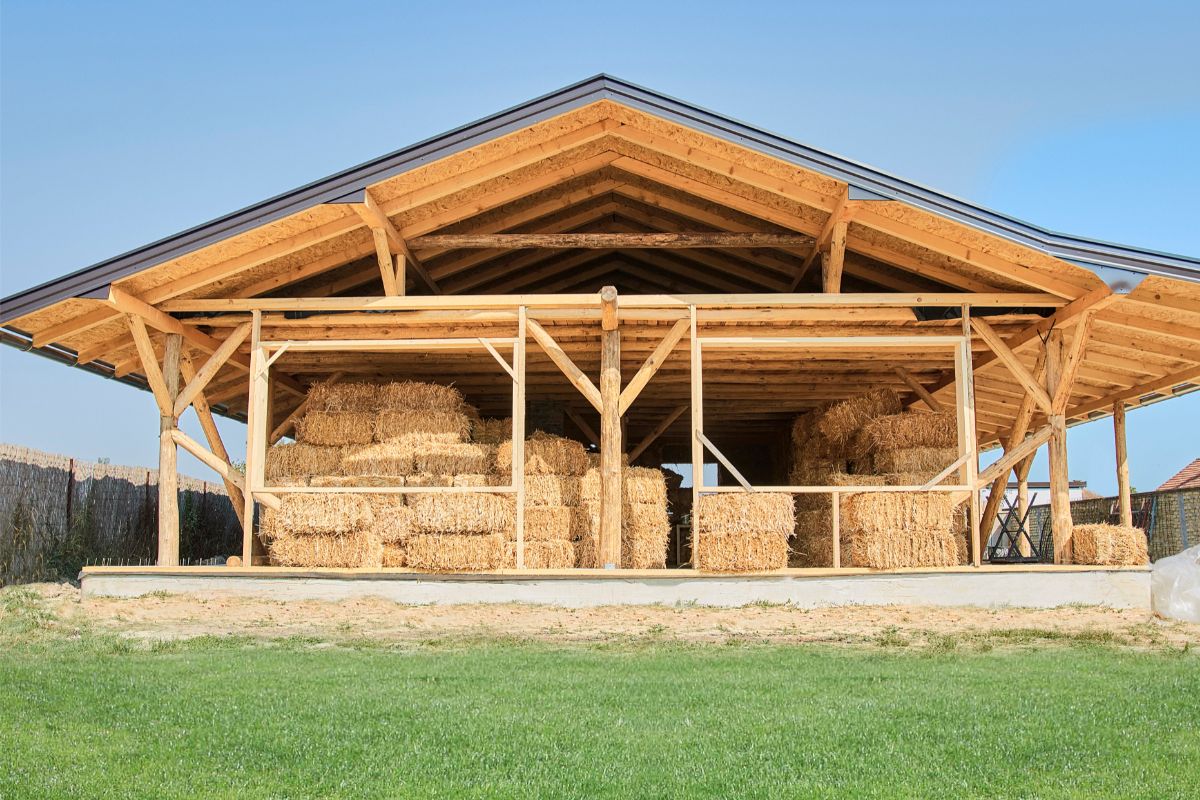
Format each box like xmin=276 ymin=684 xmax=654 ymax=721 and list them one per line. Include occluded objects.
xmin=1159 ymin=457 xmax=1200 ymax=491
xmin=3 ymin=74 xmax=1198 ymax=323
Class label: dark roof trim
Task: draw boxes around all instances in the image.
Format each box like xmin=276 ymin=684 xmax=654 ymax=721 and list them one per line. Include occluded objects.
xmin=3 ymin=74 xmax=1198 ymax=322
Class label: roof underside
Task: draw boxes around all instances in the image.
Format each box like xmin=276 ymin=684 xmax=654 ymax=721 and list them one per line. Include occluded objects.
xmin=2 ymin=76 xmax=1199 ymax=454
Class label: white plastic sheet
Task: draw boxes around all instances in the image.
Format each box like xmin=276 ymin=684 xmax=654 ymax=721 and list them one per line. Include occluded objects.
xmin=1151 ymin=544 xmax=1200 ymax=623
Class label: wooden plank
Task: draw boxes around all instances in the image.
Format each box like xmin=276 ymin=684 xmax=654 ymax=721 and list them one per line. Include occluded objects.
xmin=1114 ymin=402 xmax=1133 ymax=528
xmin=479 ymin=339 xmax=516 ymax=380
xmin=922 ymin=452 xmax=972 ymax=490
xmin=689 ymin=304 xmax=703 ymax=569
xmin=564 ymin=406 xmax=600 ymax=448
xmin=513 ymin=307 xmax=527 ymax=569
xmin=628 ymin=404 xmax=687 ymax=461
xmin=892 ymin=366 xmax=944 ymax=412
xmin=157 ymin=334 xmax=182 ymax=566
xmin=180 ymin=352 xmax=246 ymax=526
xmin=526 ymin=319 xmax=603 ymax=412
xmin=698 ymin=432 xmax=752 ymax=491
xmin=970 ymin=316 xmax=1053 ymax=413
xmin=242 ymin=311 xmax=267 ymax=564
xmin=954 ymin=315 xmax=982 ymax=567
xmin=821 ymin=219 xmax=848 ymax=294
xmin=409 ymin=232 xmax=813 ymax=249
xmin=618 ymin=318 xmax=689 ymax=415
xmin=172 ymin=322 xmax=251 ymax=417
xmin=171 ymin=429 xmax=246 ymax=490
xmin=125 ymin=314 xmax=172 ymax=414
xmin=599 ymin=289 xmax=622 ymax=569
xmin=831 ymin=491 xmax=841 ymax=569
xmin=1044 ymin=329 xmax=1072 ymax=563
xmin=370 ymin=227 xmax=401 ymax=296
xmin=976 ymin=425 xmax=1054 ymax=486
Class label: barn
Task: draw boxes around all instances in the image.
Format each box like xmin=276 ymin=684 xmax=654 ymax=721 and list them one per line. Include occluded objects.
xmin=3 ymin=76 xmax=1197 ymax=605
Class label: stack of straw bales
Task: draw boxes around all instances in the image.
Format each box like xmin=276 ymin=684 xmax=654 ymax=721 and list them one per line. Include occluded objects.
xmin=576 ymin=465 xmax=671 ymax=569
xmin=694 ymin=492 xmax=793 ymax=572
xmin=1070 ymin=524 xmax=1148 ymax=565
xmin=497 ymin=431 xmax=587 ymax=569
xmin=787 ymin=389 xmax=965 ymax=569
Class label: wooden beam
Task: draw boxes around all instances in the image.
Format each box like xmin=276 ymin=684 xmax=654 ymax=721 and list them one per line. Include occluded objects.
xmin=242 ymin=311 xmax=267 ymax=564
xmin=892 ymin=366 xmax=944 ymax=412
xmin=353 ymin=188 xmax=439 ymax=294
xmin=173 ymin=322 xmax=251 ymax=418
xmin=170 ymin=429 xmax=245 ymax=491
xmin=157 ymin=334 xmax=182 ymax=566
xmin=599 ymin=289 xmax=622 ymax=568
xmin=628 ymin=404 xmax=687 ymax=461
xmin=698 ymin=431 xmax=752 ymax=491
xmin=526 ymin=319 xmax=603 ymax=412
xmin=791 ymin=190 xmax=853 ymax=290
xmin=513 ymin=306 xmax=527 ymax=568
xmin=409 ymin=232 xmax=813 ymax=249
xmin=181 ymin=353 xmax=245 ymax=526
xmin=689 ymin=304 xmax=703 ymax=567
xmin=1044 ymin=329 xmax=1072 ymax=563
xmin=619 ymin=318 xmax=689 ymax=415
xmin=971 ymin=316 xmax=1053 ymax=414
xmin=1052 ymin=311 xmax=1094 ymax=413
xmin=1113 ymin=402 xmax=1133 ymax=528
xmin=125 ymin=314 xmax=172 ymax=414
xmin=821 ymin=219 xmax=848 ymax=294
xmin=976 ymin=424 xmax=1054 ymax=486
xmin=370 ymin=227 xmax=401 ymax=296
xmin=564 ymin=406 xmax=600 ymax=448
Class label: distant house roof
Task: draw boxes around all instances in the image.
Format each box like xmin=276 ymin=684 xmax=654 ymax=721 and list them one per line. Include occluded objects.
xmin=1158 ymin=458 xmax=1200 ymax=491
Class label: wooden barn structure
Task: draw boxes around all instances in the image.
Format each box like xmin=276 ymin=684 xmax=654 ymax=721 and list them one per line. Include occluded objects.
xmin=3 ymin=76 xmax=1199 ymax=581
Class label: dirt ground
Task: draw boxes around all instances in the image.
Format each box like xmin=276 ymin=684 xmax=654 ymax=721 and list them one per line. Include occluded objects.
xmin=11 ymin=581 xmax=1199 ymax=650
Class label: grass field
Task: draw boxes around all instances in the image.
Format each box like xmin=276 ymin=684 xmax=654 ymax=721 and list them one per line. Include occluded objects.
xmin=2 ymin=589 xmax=1198 ymax=798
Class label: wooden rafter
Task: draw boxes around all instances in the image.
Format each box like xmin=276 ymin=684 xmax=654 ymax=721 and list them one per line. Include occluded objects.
xmin=173 ymin=322 xmax=251 ymax=417
xmin=410 ymin=232 xmax=812 ymax=249
xmin=125 ymin=314 xmax=172 ymax=414
xmin=970 ymin=317 xmax=1054 ymax=414
xmin=353 ymin=188 xmax=437 ymax=294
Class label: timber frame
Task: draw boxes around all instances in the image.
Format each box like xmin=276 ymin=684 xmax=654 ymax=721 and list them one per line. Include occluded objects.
xmin=2 ymin=75 xmax=1198 ymax=573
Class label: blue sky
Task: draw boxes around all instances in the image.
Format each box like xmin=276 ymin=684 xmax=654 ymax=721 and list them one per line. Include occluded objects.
xmin=1 ymin=1 xmax=1197 ymax=494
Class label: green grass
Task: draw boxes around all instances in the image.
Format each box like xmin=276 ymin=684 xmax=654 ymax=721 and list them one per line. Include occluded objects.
xmin=1 ymin=595 xmax=1198 ymax=798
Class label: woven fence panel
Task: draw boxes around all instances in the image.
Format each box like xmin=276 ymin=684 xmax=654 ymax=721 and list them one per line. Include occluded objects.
xmin=1026 ymin=486 xmax=1198 ymax=563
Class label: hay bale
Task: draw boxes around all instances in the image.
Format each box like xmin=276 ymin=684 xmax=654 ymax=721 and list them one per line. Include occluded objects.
xmin=378 ymin=381 xmax=464 ymax=412
xmin=869 ymin=446 xmax=958 ymax=475
xmin=495 ymin=432 xmax=590 ymax=476
xmin=405 ymin=473 xmax=456 ymax=487
xmin=265 ymin=443 xmax=343 ymax=480
xmin=405 ymin=533 xmax=504 ymax=572
xmin=340 ymin=442 xmax=412 ymax=477
xmin=407 ymin=440 xmax=491 ymax=475
xmin=267 ymin=493 xmax=373 ymax=536
xmin=382 ymin=543 xmax=407 ymax=568
xmin=452 ymin=473 xmax=493 ymax=487
xmin=572 ymin=501 xmax=669 ymax=569
xmin=696 ymin=493 xmax=794 ymax=536
xmin=267 ymin=530 xmax=382 ymax=568
xmin=787 ymin=458 xmax=847 ymax=486
xmin=1071 ymin=524 xmax=1148 ymax=566
xmin=376 ymin=411 xmax=471 ymax=443
xmin=473 ymin=417 xmax=512 ymax=445
xmin=856 ymin=411 xmax=958 ymax=455
xmin=695 ymin=531 xmax=788 ymax=572
xmin=310 ymin=474 xmax=402 ymax=488
xmin=409 ymin=492 xmax=513 ymax=535
xmin=841 ymin=492 xmax=959 ymax=569
xmin=521 ymin=506 xmax=574 ymax=541
xmin=580 ymin=466 xmax=668 ymax=504
xmin=306 ymin=381 xmax=382 ymax=412
xmin=364 ymin=495 xmax=414 ymax=543
xmin=816 ymin=388 xmax=902 ymax=444
xmin=503 ymin=539 xmax=575 ymax=569
xmin=295 ymin=412 xmax=376 ymax=446
xmin=524 ymin=475 xmax=582 ymax=506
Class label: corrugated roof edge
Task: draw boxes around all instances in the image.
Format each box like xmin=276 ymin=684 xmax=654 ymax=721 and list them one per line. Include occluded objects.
xmin=3 ymin=74 xmax=1198 ymax=324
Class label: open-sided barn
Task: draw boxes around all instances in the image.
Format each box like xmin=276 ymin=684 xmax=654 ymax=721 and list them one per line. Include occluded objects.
xmin=3 ymin=76 xmax=1197 ymax=602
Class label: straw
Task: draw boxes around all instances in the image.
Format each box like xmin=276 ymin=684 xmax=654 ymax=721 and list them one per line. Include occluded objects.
xmin=1071 ymin=523 xmax=1148 ymax=565
xmin=295 ymin=411 xmax=376 ymax=446
xmin=405 ymin=533 xmax=504 ymax=572
xmin=696 ymin=493 xmax=794 ymax=537
xmin=267 ymin=530 xmax=382 ymax=568
xmin=409 ymin=492 xmax=513 ymax=535
xmin=495 ymin=431 xmax=590 ymax=476
xmin=816 ymin=388 xmax=902 ymax=444
xmin=503 ymin=539 xmax=575 ymax=569
xmin=266 ymin=493 xmax=373 ymax=536
xmin=376 ymin=411 xmax=471 ymax=443
xmin=265 ymin=443 xmax=344 ymax=480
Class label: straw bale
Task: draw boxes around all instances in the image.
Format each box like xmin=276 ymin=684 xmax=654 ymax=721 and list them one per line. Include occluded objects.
xmin=524 ymin=475 xmax=582 ymax=506
xmin=495 ymin=431 xmax=589 ymax=476
xmin=267 ymin=530 xmax=382 ymax=568
xmin=376 ymin=411 xmax=471 ymax=443
xmin=503 ymin=539 xmax=575 ymax=569
xmin=787 ymin=459 xmax=847 ymax=486
xmin=407 ymin=440 xmax=491 ymax=475
xmin=306 ymin=381 xmax=382 ymax=412
xmin=295 ymin=411 xmax=376 ymax=446
xmin=521 ymin=506 xmax=574 ymax=541
xmin=473 ymin=417 xmax=512 ymax=445
xmin=1070 ymin=524 xmax=1148 ymax=566
xmin=364 ymin=495 xmax=414 ymax=544
xmin=573 ymin=501 xmax=669 ymax=569
xmin=410 ymin=492 xmax=513 ymax=535
xmin=265 ymin=443 xmax=343 ymax=480
xmin=269 ymin=493 xmax=373 ymax=536
xmin=580 ymin=466 xmax=668 ymax=504
xmin=381 ymin=543 xmax=407 ymax=567
xmin=856 ymin=411 xmax=958 ymax=455
xmin=405 ymin=473 xmax=456 ymax=487
xmin=310 ymin=474 xmax=402 ymax=488
xmin=695 ymin=531 xmax=788 ymax=572
xmin=869 ymin=447 xmax=958 ymax=475
xmin=340 ymin=442 xmax=412 ymax=476
xmin=841 ymin=492 xmax=959 ymax=569
xmin=405 ymin=533 xmax=504 ymax=572
xmin=696 ymin=493 xmax=794 ymax=537
xmin=816 ymin=388 xmax=902 ymax=444
xmin=452 ymin=473 xmax=493 ymax=487
xmin=378 ymin=381 xmax=464 ymax=412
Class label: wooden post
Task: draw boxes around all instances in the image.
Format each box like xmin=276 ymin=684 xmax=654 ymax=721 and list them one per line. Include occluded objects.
xmin=1044 ymin=328 xmax=1072 ymax=563
xmin=598 ymin=286 xmax=622 ymax=569
xmin=1016 ymin=455 xmax=1033 ymax=557
xmin=513 ymin=307 xmax=527 ymax=568
xmin=1113 ymin=401 xmax=1133 ymax=528
xmin=831 ymin=491 xmax=841 ymax=569
xmin=158 ymin=334 xmax=183 ymax=566
xmin=241 ymin=311 xmax=267 ymax=564
xmin=689 ymin=304 xmax=703 ymax=569
xmin=956 ymin=307 xmax=981 ymax=566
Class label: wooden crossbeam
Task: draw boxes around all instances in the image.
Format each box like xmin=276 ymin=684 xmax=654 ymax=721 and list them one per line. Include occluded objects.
xmin=171 ymin=429 xmax=246 ymax=491
xmin=370 ymin=227 xmax=401 ymax=296
xmin=922 ymin=452 xmax=972 ymax=490
xmin=976 ymin=424 xmax=1054 ymax=487
xmin=698 ymin=431 xmax=753 ymax=491
xmin=978 ymin=348 xmax=1047 ymax=537
xmin=1052 ymin=310 xmax=1094 ymax=413
xmin=892 ymin=366 xmax=944 ymax=412
xmin=565 ymin=406 xmax=600 ymax=447
xmin=821 ymin=219 xmax=848 ymax=294
xmin=628 ymin=404 xmax=687 ymax=461
xmin=181 ymin=353 xmax=246 ymax=526
xmin=619 ymin=318 xmax=688 ymax=415
xmin=409 ymin=232 xmax=813 ymax=249
xmin=526 ymin=319 xmax=602 ymax=411
xmin=791 ymin=190 xmax=853 ymax=290
xmin=353 ymin=188 xmax=439 ymax=294
xmin=970 ymin=317 xmax=1053 ymax=413
xmin=125 ymin=314 xmax=172 ymax=414
xmin=173 ymin=322 xmax=250 ymax=417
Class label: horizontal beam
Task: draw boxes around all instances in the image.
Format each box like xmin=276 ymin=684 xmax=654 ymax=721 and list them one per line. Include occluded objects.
xmin=409 ymin=232 xmax=813 ymax=249
xmin=699 ymin=335 xmax=963 ymax=348
xmin=170 ymin=429 xmax=246 ymax=491
xmin=259 ymin=338 xmax=517 ymax=352
xmin=699 ymin=485 xmax=973 ymax=493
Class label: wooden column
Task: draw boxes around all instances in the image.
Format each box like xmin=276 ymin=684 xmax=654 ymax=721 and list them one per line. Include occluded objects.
xmin=157 ymin=334 xmax=183 ymax=566
xmin=513 ymin=307 xmax=527 ymax=568
xmin=689 ymin=304 xmax=703 ymax=569
xmin=598 ymin=286 xmax=622 ymax=569
xmin=1016 ymin=455 xmax=1034 ymax=557
xmin=957 ymin=306 xmax=981 ymax=566
xmin=1114 ymin=401 xmax=1133 ymax=528
xmin=1044 ymin=328 xmax=1072 ymax=563
xmin=242 ymin=311 xmax=267 ymax=564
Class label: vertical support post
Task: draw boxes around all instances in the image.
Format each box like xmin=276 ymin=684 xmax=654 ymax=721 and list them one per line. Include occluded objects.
xmin=1044 ymin=328 xmax=1072 ymax=563
xmin=831 ymin=491 xmax=841 ymax=569
xmin=158 ymin=333 xmax=183 ymax=566
xmin=689 ymin=304 xmax=703 ymax=569
xmin=242 ymin=311 xmax=266 ymax=564
xmin=513 ymin=307 xmax=527 ymax=569
xmin=598 ymin=286 xmax=622 ymax=569
xmin=1016 ymin=455 xmax=1034 ymax=557
xmin=956 ymin=306 xmax=981 ymax=566
xmin=1113 ymin=401 xmax=1133 ymax=528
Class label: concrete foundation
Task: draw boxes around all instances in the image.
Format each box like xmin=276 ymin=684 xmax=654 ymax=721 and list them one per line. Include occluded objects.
xmin=80 ymin=567 xmax=1151 ymax=610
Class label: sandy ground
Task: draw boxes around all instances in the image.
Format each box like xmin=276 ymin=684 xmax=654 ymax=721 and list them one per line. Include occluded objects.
xmin=9 ymin=581 xmax=1199 ymax=650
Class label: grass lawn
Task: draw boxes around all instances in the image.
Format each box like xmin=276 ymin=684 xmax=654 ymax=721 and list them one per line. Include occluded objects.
xmin=1 ymin=595 xmax=1198 ymax=798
